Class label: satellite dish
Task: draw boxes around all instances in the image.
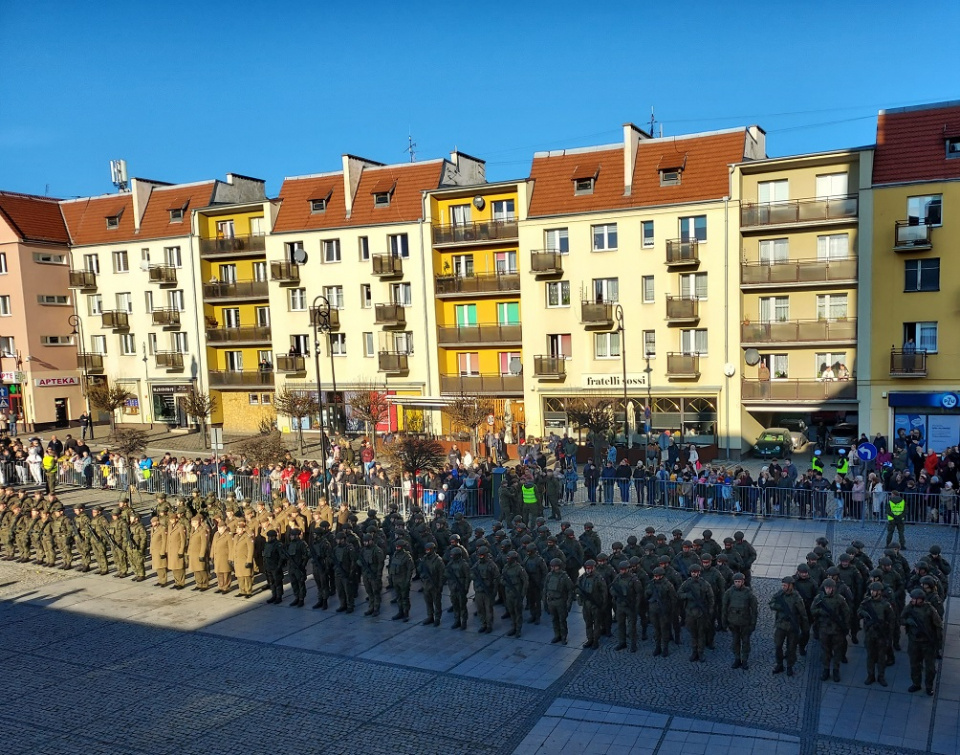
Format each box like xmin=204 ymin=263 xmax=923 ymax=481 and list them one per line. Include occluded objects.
xmin=723 ymin=363 xmax=736 ymax=378
xmin=292 ymin=248 xmax=307 ymax=264
xmin=509 ymin=357 xmax=523 ymax=375
xmin=472 ymin=196 xmax=485 ymax=210
xmin=744 ymin=348 xmax=761 ymax=366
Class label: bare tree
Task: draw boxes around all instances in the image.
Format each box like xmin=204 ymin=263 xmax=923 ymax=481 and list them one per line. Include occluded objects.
xmin=273 ymin=386 xmax=320 ymax=453
xmin=88 ymin=381 xmax=134 ymax=435
xmin=112 ymin=427 xmax=149 ymax=498
xmin=183 ymin=389 xmax=218 ymax=448
xmin=347 ymin=380 xmax=391 ymax=451
xmin=443 ymin=394 xmax=493 ymax=456
xmin=236 ymin=431 xmax=289 ymax=471
xmin=566 ymin=397 xmax=616 ymax=462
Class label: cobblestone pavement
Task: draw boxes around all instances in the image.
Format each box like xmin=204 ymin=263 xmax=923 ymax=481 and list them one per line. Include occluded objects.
xmin=1 ymin=492 xmax=957 ymax=755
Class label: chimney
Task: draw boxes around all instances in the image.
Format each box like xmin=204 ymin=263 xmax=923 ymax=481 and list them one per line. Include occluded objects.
xmin=744 ymin=126 xmax=767 ymax=160
xmin=448 ymin=151 xmax=487 ymax=187
xmin=622 ymin=123 xmax=650 ymax=196
xmin=130 ymin=178 xmax=154 ymax=233
xmin=342 ymin=155 xmax=382 ymax=218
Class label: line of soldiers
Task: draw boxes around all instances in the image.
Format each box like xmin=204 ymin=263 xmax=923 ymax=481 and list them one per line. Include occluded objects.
xmin=767 ymin=535 xmax=948 ymax=694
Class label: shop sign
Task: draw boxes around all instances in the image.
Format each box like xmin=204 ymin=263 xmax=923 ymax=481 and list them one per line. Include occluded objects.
xmin=2 ymin=371 xmax=26 ymax=384
xmin=152 ymin=384 xmax=193 ymax=394
xmin=35 ymin=376 xmax=80 ymax=387
xmin=582 ymin=372 xmax=648 ymax=388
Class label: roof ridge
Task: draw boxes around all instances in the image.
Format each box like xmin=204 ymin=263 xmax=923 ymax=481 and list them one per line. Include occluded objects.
xmin=282 ymin=171 xmax=344 ymax=181
xmin=534 ymin=144 xmax=622 ymax=159
xmin=59 ymin=193 xmax=133 ymax=204
xmin=880 ymin=99 xmax=960 ymax=116
xmin=0 ymin=190 xmax=62 ymax=203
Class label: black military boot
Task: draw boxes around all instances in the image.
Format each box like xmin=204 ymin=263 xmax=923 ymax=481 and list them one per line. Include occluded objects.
xmin=773 ymin=664 xmax=785 ymax=674
xmin=787 ymin=666 xmax=795 ymax=677
xmin=422 ymin=616 xmax=434 ymax=626
xmin=391 ymin=611 xmax=404 ymax=620
xmin=864 ymin=675 xmax=875 ymax=685
xmin=877 ymin=676 xmax=887 ymax=687
xmin=615 ymin=643 xmax=626 ymax=651
xmin=313 ymin=601 xmax=324 ymax=609
xmin=689 ymin=651 xmax=699 ymax=662
xmin=741 ymin=660 xmax=750 ymax=670
xmin=662 ymin=641 xmax=670 ymax=657
xmin=832 ymin=668 xmax=840 ymax=682
xmin=452 ymin=620 xmax=462 ymax=629
xmin=731 ymin=658 xmax=742 ymax=669
xmin=653 ymin=644 xmax=662 ymax=656
xmin=821 ymin=669 xmax=830 ymax=681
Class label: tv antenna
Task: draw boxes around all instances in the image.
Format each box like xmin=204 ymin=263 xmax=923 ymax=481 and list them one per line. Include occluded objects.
xmin=406 ymin=133 xmax=417 ymax=163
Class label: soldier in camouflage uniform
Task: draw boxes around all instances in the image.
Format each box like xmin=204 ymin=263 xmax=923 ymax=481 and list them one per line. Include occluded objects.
xmin=522 ymin=542 xmax=548 ymax=625
xmin=72 ymin=503 xmax=93 ymax=572
xmin=417 ymin=540 xmax=445 ymax=626
xmin=472 ymin=545 xmax=500 ymax=633
xmin=390 ymin=540 xmax=415 ymax=622
xmin=902 ymin=588 xmax=943 ymax=695
xmin=445 ymin=547 xmax=471 ymax=630
xmin=679 ymin=562 xmax=714 ymax=662
xmin=110 ymin=508 xmax=130 ymax=577
xmin=359 ymin=532 xmax=385 ymax=617
xmin=285 ymin=528 xmax=310 ymax=607
xmin=859 ymin=581 xmax=894 ymax=686
xmin=88 ymin=504 xmax=111 ymax=575
xmin=51 ymin=504 xmax=73 ymax=569
xmin=501 ymin=550 xmax=528 ymax=637
xmin=332 ymin=531 xmax=356 ymax=612
xmin=544 ymin=557 xmax=574 ymax=645
xmin=721 ymin=573 xmax=757 ymax=669
xmin=610 ymin=561 xmax=639 ymax=652
xmin=262 ymin=529 xmax=285 ymax=604
xmin=128 ymin=512 xmax=148 ymax=582
xmin=772 ymin=575 xmax=811 ymax=677
xmin=310 ymin=521 xmax=334 ymax=609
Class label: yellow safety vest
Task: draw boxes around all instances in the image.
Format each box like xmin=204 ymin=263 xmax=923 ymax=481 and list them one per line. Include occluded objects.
xmin=521 ymin=485 xmax=538 ymax=506
xmin=888 ymin=498 xmax=905 ymax=521
xmin=811 ymin=457 xmax=824 ymax=473
xmin=837 ymin=459 xmax=849 ymax=475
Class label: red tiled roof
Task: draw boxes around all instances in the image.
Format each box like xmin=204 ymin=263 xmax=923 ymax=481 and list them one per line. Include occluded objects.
xmin=349 ymin=162 xmax=444 ymax=226
xmin=272 ymin=174 xmax=347 ymax=233
xmin=60 ymin=194 xmax=135 ymax=246
xmin=873 ymin=102 xmax=960 ymax=185
xmin=528 ymin=148 xmax=626 ymax=216
xmin=0 ymin=191 xmax=69 ymax=244
xmin=138 ymin=182 xmax=215 ymax=240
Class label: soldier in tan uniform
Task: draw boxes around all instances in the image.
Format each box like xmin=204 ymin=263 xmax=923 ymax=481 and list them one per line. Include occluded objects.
xmin=316 ymin=496 xmax=334 ymax=528
xmin=233 ymin=519 xmax=255 ymax=597
xmin=212 ymin=520 xmax=234 ymax=593
xmin=166 ymin=511 xmax=188 ymax=589
xmin=150 ymin=516 xmax=168 ymax=586
xmin=188 ymin=516 xmax=211 ymax=590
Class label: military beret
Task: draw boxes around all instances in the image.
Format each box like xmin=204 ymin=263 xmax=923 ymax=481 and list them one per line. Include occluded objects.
xmin=652 ymin=567 xmax=665 ymax=576
xmin=584 ymin=559 xmax=597 ymax=568
xmin=910 ymin=588 xmax=926 ymax=600
xmin=550 ymin=558 xmax=563 ymax=568
xmin=733 ymin=573 xmax=746 ymax=581
xmin=821 ymin=578 xmax=836 ymax=590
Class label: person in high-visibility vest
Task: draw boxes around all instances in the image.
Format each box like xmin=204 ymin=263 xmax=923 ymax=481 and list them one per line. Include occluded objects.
xmin=835 ymin=449 xmax=849 ymax=477
xmin=811 ymin=450 xmax=825 ymax=475
xmin=885 ymin=491 xmax=907 ymax=550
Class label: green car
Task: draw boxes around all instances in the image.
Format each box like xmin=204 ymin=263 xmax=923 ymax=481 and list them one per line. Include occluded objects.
xmin=752 ymin=428 xmax=792 ymax=459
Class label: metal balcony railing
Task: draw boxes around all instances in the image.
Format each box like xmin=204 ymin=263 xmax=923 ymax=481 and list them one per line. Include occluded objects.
xmin=77 ymin=353 xmax=104 ymax=372
xmin=580 ymin=301 xmax=614 ymax=326
xmin=101 ymin=310 xmax=129 ymax=330
xmin=435 ymin=271 xmax=521 ymax=296
xmin=202 ymin=280 xmax=270 ymax=299
xmin=534 ymin=356 xmax=566 ymax=378
xmin=740 ymin=257 xmax=858 ymax=286
xmin=665 ymin=296 xmax=699 ymax=322
xmin=199 ymin=234 xmax=266 ymax=257
xmin=147 ymin=265 xmax=178 ymax=285
xmin=68 ymin=270 xmax=97 ymax=289
xmin=374 ymin=304 xmax=406 ymax=326
xmin=666 ymin=353 xmax=700 ymax=378
xmin=151 ymin=308 xmax=181 ymax=328
xmin=155 ymin=351 xmax=184 ymax=369
xmin=437 ymin=323 xmax=521 ymax=345
xmin=378 ymin=351 xmax=409 ymax=373
xmin=431 ymin=219 xmax=519 ymax=246
xmin=208 ymin=370 xmax=275 ymax=387
xmin=894 ymin=221 xmax=933 ymax=251
xmin=205 ymin=326 xmax=272 ymax=344
xmin=276 ymin=355 xmax=306 ymax=373
xmin=530 ymin=250 xmax=563 ymax=276
xmin=372 ymin=254 xmax=403 ymax=277
xmin=270 ymin=260 xmax=300 ymax=283
xmin=439 ymin=373 xmax=524 ymax=394
xmin=740 ymin=318 xmax=857 ymax=345
xmin=741 ymin=378 xmax=856 ymax=401
xmin=665 ymin=239 xmax=700 ymax=266
xmin=890 ymin=348 xmax=928 ymax=378
xmin=740 ymin=196 xmax=858 ymax=228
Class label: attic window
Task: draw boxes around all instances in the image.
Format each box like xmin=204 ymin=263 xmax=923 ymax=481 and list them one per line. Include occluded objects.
xmin=105 ymin=215 xmax=120 ymax=230
xmin=169 ymin=208 xmax=184 ymax=222
xmin=660 ymin=169 xmax=682 ymax=186
xmin=370 ymin=178 xmax=397 ymax=208
xmin=947 ymin=137 xmax=960 ymax=159
xmin=310 ymin=198 xmax=328 ymax=213
xmin=374 ymin=192 xmax=391 ymax=207
xmin=574 ymin=178 xmax=595 ymax=196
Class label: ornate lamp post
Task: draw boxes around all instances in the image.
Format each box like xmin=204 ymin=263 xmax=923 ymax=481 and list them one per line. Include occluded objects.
xmin=614 ymin=305 xmax=628 ymax=446
xmin=68 ymin=313 xmax=93 ymax=440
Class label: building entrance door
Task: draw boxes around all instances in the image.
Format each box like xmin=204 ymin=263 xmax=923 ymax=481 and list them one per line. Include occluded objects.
xmin=54 ymin=398 xmax=68 ymax=426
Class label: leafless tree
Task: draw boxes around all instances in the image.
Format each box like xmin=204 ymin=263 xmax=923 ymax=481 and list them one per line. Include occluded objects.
xmin=88 ymin=381 xmax=134 ymax=435
xmin=273 ymin=386 xmax=319 ymax=453
xmin=566 ymin=397 xmax=616 ymax=462
xmin=236 ymin=431 xmax=290 ymax=471
xmin=443 ymin=394 xmax=493 ymax=456
xmin=347 ymin=380 xmax=391 ymax=451
xmin=182 ymin=389 xmax=218 ymax=448
xmin=111 ymin=427 xmax=149 ymax=498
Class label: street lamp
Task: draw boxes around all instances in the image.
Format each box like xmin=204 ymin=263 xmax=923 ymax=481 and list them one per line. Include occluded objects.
xmin=68 ymin=313 xmax=93 ymax=440
xmin=644 ymin=352 xmax=654 ymax=448
xmin=614 ymin=305 xmax=628 ymax=447
xmin=310 ymin=296 xmax=339 ymax=493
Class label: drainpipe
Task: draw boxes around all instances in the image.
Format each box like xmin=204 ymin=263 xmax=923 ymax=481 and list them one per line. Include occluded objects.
xmin=724 ymin=194 xmax=731 ymax=460
xmin=418 ymin=193 xmax=435 ymax=431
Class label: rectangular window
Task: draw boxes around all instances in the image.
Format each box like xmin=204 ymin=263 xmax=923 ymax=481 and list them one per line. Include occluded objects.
xmin=0 ymin=253 xmax=6 ymax=273
xmin=218 ymin=264 xmax=237 ymax=283
xmin=0 ymin=295 xmax=10 ymax=316
xmin=310 ymin=198 xmax=327 ymax=213
xmin=148 ymin=334 xmax=157 ymax=355
xmin=360 ymin=284 xmax=372 ymax=309
xmin=389 ymin=234 xmax=409 ymax=259
xmin=255 ymin=307 xmax=270 ymax=327
xmin=217 ymin=220 xmax=235 ymax=239
xmin=659 ymin=170 xmax=681 ymax=187
xmin=641 ymin=220 xmax=654 ymax=248
xmin=374 ymin=193 xmax=391 ymax=208
xmin=546 ymin=281 xmax=570 ymax=308
xmin=323 ymin=285 xmax=344 ymax=309
xmin=816 ymin=173 xmax=848 ymax=199
xmin=291 ymin=335 xmax=309 ymax=355
xmin=905 ymin=258 xmax=940 ymax=292
xmin=289 ymin=288 xmax=307 ymax=311
xmin=169 ymin=208 xmax=184 ymax=223
xmin=641 ymin=276 xmax=655 ymax=303
xmin=37 ymin=295 xmax=70 ymax=306
xmin=91 ymin=335 xmax=107 ymax=354
xmin=450 ymin=254 xmax=473 ymax=277
xmin=907 ymin=195 xmax=942 ymax=226
xmin=322 ymin=239 xmax=341 ymax=263
xmin=144 ymin=290 xmax=155 ymax=313
xmin=248 ymin=394 xmax=260 ymax=405
xmin=592 ymin=277 xmax=619 ymax=303
xmin=759 ymin=238 xmax=789 ymax=263
xmin=499 ymin=351 xmax=522 ymax=375
xmin=391 ymin=282 xmax=412 ymax=307
xmin=680 ymin=329 xmax=708 ymax=355
xmin=817 ymin=233 xmax=849 ymax=260
xmin=173 ymin=332 xmax=188 ymax=353
xmin=223 ymin=308 xmax=240 ymax=328
xmin=904 ymin=322 xmax=938 ymax=353
xmin=816 ymin=293 xmax=848 ymax=320
xmin=492 ymin=199 xmax=516 ymax=221
xmin=458 ymin=352 xmax=480 ymax=376
xmin=112 ymin=250 xmax=129 ymax=273
xmin=545 ymin=228 xmax=569 ymax=254
xmin=574 ymin=178 xmax=595 ymax=195
xmin=116 ymin=292 xmax=132 ymax=313
xmin=494 ymin=251 xmax=518 ymax=274
xmin=106 ymin=215 xmax=120 ymax=230
xmin=330 ymin=333 xmax=346 ymax=356
xmin=286 ymin=241 xmax=304 ymax=262
xmin=679 ymin=215 xmax=707 ymax=242
xmin=642 ymin=330 xmax=656 ymax=358
xmin=759 ymin=296 xmax=790 ymax=322
xmin=592 ymin=223 xmax=618 ymax=251
xmin=41 ymin=336 xmax=73 ymax=346
xmin=260 ymin=393 xmax=271 ymax=405
xmin=32 ymin=252 xmax=66 ymax=265
xmin=816 ymin=352 xmax=847 ymax=378
xmin=83 ymin=254 xmax=100 ymax=274
xmin=762 ymin=353 xmax=790 ymax=380
xmin=250 ymin=217 xmax=264 ymax=236
xmin=680 ymin=272 xmax=707 ymax=299
xmin=594 ymin=332 xmax=621 ymax=359
xmin=947 ymin=137 xmax=960 ymax=158
xmin=449 ymin=204 xmax=472 ymax=226
xmin=359 ymin=237 xmax=370 ymax=261
xmin=164 ymin=246 xmax=182 ymax=268
xmin=120 ymin=334 xmax=136 ymax=355
xmin=225 ymin=351 xmax=243 ymax=371
xmin=141 ymin=248 xmax=151 ymax=265
xmin=547 ymin=334 xmax=572 ymax=358
xmin=497 ymin=302 xmax=520 ymax=325
xmin=394 ymin=332 xmax=414 ymax=354
xmin=0 ymin=336 xmax=14 ymax=354
xmin=363 ymin=332 xmax=375 ymax=357
xmin=758 ymin=179 xmax=789 ymax=203
xmin=168 ymin=290 xmax=185 ymax=312
xmin=253 ymin=261 xmax=267 ymax=282
xmin=455 ymin=304 xmax=477 ymax=327
xmin=88 ymin=295 xmax=102 ymax=316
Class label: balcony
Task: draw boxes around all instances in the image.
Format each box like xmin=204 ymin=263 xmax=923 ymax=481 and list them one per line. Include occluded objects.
xmin=202 ymin=280 xmax=270 ymax=301
xmin=740 ymin=257 xmax=858 ymax=288
xmin=68 ymin=270 xmax=97 ymax=290
xmin=740 ymin=318 xmax=856 ymax=346
xmin=206 ymin=326 xmax=272 ymax=345
xmin=208 ymin=370 xmax=275 ymax=388
xmin=147 ymin=265 xmax=177 ymax=286
xmin=534 ymin=355 xmax=566 ymax=380
xmin=378 ymin=351 xmax=409 ymax=374
xmin=372 ymin=254 xmax=403 ymax=277
xmin=580 ymin=301 xmax=614 ymax=328
xmin=665 ymin=239 xmax=700 ymax=267
xmin=276 ymin=354 xmax=306 ymax=373
xmin=893 ymin=222 xmax=933 ymax=252
xmin=101 ymin=310 xmax=129 ymax=330
xmin=740 ymin=196 xmax=858 ymax=229
xmin=435 ymin=271 xmax=521 ymax=297
xmin=890 ymin=348 xmax=928 ymax=378
xmin=155 ymin=351 xmax=184 ymax=370
xmin=666 ymin=353 xmax=700 ymax=379
xmin=432 ymin=219 xmax=519 ymax=247
xmin=309 ymin=306 xmax=341 ymax=330
xmin=270 ymin=260 xmax=300 ymax=284
xmin=440 ymin=373 xmax=524 ymax=394
xmin=437 ymin=323 xmax=522 ymax=346
xmin=198 ymin=234 xmax=266 ymax=259
xmin=374 ymin=304 xmax=406 ymax=327
xmin=665 ymin=296 xmax=699 ymax=324
xmin=741 ymin=379 xmax=857 ymax=402
xmin=151 ymin=308 xmax=181 ymax=328
xmin=77 ymin=353 xmax=104 ymax=372
xmin=530 ymin=250 xmax=564 ymax=277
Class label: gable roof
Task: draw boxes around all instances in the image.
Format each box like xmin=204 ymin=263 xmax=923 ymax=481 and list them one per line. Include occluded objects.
xmin=348 ymin=161 xmax=444 ymax=226
xmin=272 ymin=173 xmax=347 ymax=233
xmin=528 ymin=147 xmax=626 ymax=217
xmin=137 ymin=182 xmax=215 ymax=240
xmin=0 ymin=191 xmax=69 ymax=244
xmin=60 ymin=194 xmax=136 ymax=246
xmin=873 ymin=101 xmax=960 ymax=185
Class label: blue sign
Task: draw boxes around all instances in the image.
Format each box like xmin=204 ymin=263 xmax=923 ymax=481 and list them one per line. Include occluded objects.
xmin=888 ymin=392 xmax=960 ymax=409
xmin=0 ymin=387 xmax=9 ymax=398
xmin=857 ymin=443 xmax=878 ymax=462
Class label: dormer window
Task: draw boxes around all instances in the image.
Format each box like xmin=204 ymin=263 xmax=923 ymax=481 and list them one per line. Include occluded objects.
xmin=574 ymin=178 xmax=595 ymax=195
xmin=371 ymin=178 xmax=397 ymax=208
xmin=310 ymin=198 xmax=327 ymax=213
xmin=572 ymin=163 xmax=600 ymax=196
xmin=106 ymin=215 xmax=120 ymax=229
xmin=169 ymin=208 xmax=184 ymax=222
xmin=660 ymin=169 xmax=682 ymax=186
xmin=947 ymin=137 xmax=960 ymax=159
xmin=374 ymin=192 xmax=391 ymax=207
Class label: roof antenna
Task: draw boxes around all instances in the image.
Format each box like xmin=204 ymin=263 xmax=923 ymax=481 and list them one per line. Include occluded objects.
xmin=109 ymin=159 xmax=129 ymax=192
xmin=406 ymin=132 xmax=417 ymax=163
xmin=649 ymin=107 xmax=656 ymax=138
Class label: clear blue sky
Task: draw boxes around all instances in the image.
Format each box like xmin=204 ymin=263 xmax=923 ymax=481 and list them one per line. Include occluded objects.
xmin=2 ymin=1 xmax=959 ymax=198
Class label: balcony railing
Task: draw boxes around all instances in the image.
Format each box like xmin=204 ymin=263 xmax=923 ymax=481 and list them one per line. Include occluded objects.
xmin=151 ymin=308 xmax=181 ymax=328
xmin=432 ymin=219 xmax=519 ymax=246
xmin=894 ymin=221 xmax=933 ymax=251
xmin=372 ymin=254 xmax=403 ymax=277
xmin=890 ymin=348 xmax=928 ymax=378
xmin=208 ymin=370 xmax=275 ymax=387
xmin=440 ymin=373 xmax=524 ymax=394
xmin=580 ymin=301 xmax=614 ymax=327
xmin=666 ymin=353 xmax=700 ymax=378
xmin=741 ymin=378 xmax=857 ymax=401
xmin=77 ymin=353 xmax=104 ymax=372
xmin=276 ymin=354 xmax=306 ymax=373
xmin=435 ymin=271 xmax=521 ymax=296
xmin=101 ymin=310 xmax=129 ymax=330
xmin=530 ymin=250 xmax=564 ymax=276
xmin=665 ymin=296 xmax=699 ymax=323
xmin=374 ymin=304 xmax=406 ymax=326
xmin=740 ymin=318 xmax=857 ymax=345
xmin=740 ymin=257 xmax=858 ymax=286
xmin=155 ymin=351 xmax=184 ymax=370
xmin=740 ymin=196 xmax=858 ymax=228
xmin=534 ymin=355 xmax=566 ymax=379
xmin=378 ymin=351 xmax=409 ymax=373
xmin=199 ymin=234 xmax=266 ymax=258
xmin=147 ymin=265 xmax=178 ymax=285
xmin=665 ymin=239 xmax=700 ymax=267
xmin=202 ymin=280 xmax=270 ymax=299
xmin=68 ymin=270 xmax=97 ymax=289
xmin=309 ymin=306 xmax=341 ymax=330
xmin=437 ymin=323 xmax=522 ymax=345
xmin=270 ymin=260 xmax=300 ymax=283
xmin=206 ymin=326 xmax=272 ymax=344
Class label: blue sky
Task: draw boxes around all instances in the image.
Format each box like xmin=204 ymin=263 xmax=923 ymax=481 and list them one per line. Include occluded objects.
xmin=2 ymin=1 xmax=959 ymax=198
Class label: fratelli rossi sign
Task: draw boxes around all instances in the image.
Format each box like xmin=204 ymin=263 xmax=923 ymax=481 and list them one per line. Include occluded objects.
xmin=582 ymin=373 xmax=648 ymax=388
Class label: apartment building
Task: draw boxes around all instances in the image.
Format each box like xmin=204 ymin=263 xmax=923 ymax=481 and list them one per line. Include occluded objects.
xmin=519 ymin=124 xmax=764 ymax=454
xmin=424 ymin=179 xmax=529 ymax=435
xmin=0 ymin=191 xmax=82 ymax=428
xmin=266 ymin=152 xmax=485 ymax=436
xmin=731 ymin=148 xmax=871 ymax=447
xmin=860 ymin=101 xmax=960 ymax=447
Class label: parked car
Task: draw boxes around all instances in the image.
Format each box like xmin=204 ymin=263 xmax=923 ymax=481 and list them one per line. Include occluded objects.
xmin=778 ymin=418 xmax=810 ymax=451
xmin=752 ymin=428 xmax=792 ymax=459
xmin=826 ymin=423 xmax=858 ymax=454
